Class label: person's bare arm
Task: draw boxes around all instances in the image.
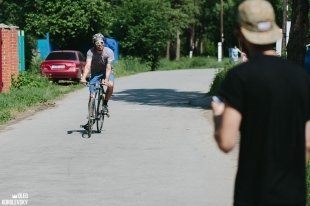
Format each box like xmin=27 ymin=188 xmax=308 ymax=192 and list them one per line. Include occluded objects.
xmin=103 ymin=63 xmax=112 ymax=85
xmin=80 ymin=58 xmax=91 ymax=84
xmin=305 ymin=120 xmax=310 ymax=161
xmin=212 ymin=101 xmax=241 ymax=153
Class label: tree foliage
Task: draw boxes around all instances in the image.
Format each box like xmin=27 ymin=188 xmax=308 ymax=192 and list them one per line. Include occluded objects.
xmin=112 ymin=0 xmax=177 ymax=70
xmin=0 ymin=0 xmax=25 ymax=27
xmin=286 ymin=0 xmax=309 ymax=66
xmin=24 ymin=0 xmax=113 ymax=49
xmin=0 ymin=0 xmax=309 ymax=70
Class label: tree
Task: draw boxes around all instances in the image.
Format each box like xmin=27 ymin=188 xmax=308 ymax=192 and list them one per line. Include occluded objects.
xmin=169 ymin=0 xmax=200 ymax=60
xmin=0 ymin=0 xmax=25 ymax=27
xmin=164 ymin=6 xmax=189 ymax=60
xmin=112 ymin=0 xmax=175 ymax=71
xmin=24 ymin=0 xmax=113 ymax=50
xmin=286 ymin=0 xmax=309 ymax=66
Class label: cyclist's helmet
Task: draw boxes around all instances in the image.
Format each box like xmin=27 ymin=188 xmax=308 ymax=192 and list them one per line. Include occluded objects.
xmin=92 ymin=33 xmax=105 ymax=45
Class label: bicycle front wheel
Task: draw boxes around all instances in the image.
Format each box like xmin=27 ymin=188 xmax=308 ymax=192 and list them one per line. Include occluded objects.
xmin=96 ymin=89 xmax=105 ymax=133
xmin=87 ymin=96 xmax=96 ymax=138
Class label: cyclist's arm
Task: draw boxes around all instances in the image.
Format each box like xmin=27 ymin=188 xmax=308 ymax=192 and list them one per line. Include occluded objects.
xmin=103 ymin=48 xmax=114 ymax=85
xmin=81 ymin=58 xmax=91 ymax=83
xmin=104 ymin=63 xmax=112 ymax=83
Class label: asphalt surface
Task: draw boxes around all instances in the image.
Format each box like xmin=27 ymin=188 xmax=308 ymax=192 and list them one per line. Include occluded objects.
xmin=0 ymin=69 xmax=238 ymax=206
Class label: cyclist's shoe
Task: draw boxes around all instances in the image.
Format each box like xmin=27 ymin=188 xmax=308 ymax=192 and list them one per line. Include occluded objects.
xmin=103 ymin=105 xmax=109 ymax=116
xmin=81 ymin=123 xmax=89 ymax=131
xmin=81 ymin=120 xmax=94 ymax=131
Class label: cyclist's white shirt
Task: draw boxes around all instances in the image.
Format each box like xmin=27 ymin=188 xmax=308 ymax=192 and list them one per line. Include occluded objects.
xmin=87 ymin=47 xmax=114 ymax=75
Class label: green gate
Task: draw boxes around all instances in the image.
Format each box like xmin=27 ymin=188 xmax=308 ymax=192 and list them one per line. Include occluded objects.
xmin=18 ymin=30 xmax=25 ymax=72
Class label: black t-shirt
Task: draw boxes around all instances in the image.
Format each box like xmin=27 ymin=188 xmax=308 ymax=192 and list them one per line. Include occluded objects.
xmin=219 ymin=54 xmax=310 ymax=205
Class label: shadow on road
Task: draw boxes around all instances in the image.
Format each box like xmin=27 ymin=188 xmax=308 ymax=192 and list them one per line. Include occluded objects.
xmin=67 ymin=129 xmax=85 ymax=135
xmin=113 ymin=89 xmax=213 ymax=109
xmin=67 ymin=128 xmax=106 ymax=138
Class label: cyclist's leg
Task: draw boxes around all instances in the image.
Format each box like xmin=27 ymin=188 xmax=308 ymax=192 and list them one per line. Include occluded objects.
xmin=88 ymin=75 xmax=98 ymax=119
xmin=82 ymin=74 xmax=102 ymax=130
xmin=101 ymin=72 xmax=114 ymax=115
xmin=104 ymin=71 xmax=115 ymax=104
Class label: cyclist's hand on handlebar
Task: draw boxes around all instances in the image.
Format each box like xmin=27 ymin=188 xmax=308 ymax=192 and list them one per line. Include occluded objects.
xmin=102 ymin=79 xmax=109 ymax=86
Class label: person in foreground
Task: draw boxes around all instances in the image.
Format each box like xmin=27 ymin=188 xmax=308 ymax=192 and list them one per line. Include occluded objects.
xmin=211 ymin=0 xmax=310 ymax=205
xmin=80 ymin=33 xmax=115 ymax=130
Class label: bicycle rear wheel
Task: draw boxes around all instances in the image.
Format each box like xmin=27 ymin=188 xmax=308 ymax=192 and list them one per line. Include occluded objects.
xmin=87 ymin=96 xmax=96 ymax=138
xmin=96 ymin=88 xmax=105 ymax=133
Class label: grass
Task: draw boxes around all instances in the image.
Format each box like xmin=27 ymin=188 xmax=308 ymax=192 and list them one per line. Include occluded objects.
xmin=0 ymin=76 xmax=82 ymax=125
xmin=158 ymin=56 xmax=231 ymax=70
xmin=208 ymin=62 xmax=234 ymax=96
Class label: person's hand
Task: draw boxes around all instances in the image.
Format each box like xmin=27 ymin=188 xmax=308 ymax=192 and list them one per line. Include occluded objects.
xmin=211 ymin=96 xmax=225 ymax=116
xmin=102 ymin=79 xmax=109 ymax=86
xmin=80 ymin=78 xmax=87 ymax=86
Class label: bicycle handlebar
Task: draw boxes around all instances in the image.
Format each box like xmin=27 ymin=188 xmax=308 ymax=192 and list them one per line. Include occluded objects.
xmin=84 ymin=82 xmax=106 ymax=87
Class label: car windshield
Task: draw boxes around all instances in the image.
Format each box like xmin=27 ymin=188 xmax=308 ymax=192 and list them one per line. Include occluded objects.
xmin=46 ymin=52 xmax=77 ymax=60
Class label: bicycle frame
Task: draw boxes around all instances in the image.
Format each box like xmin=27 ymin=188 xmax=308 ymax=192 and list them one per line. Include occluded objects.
xmin=85 ymin=82 xmax=106 ymax=138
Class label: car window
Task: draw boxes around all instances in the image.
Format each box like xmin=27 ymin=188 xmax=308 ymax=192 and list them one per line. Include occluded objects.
xmin=46 ymin=52 xmax=77 ymax=60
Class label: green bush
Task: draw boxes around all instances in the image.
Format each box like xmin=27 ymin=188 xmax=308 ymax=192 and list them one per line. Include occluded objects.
xmin=11 ymin=72 xmax=50 ymax=89
xmin=159 ymin=56 xmax=229 ymax=71
xmin=113 ymin=56 xmax=149 ymax=77
xmin=28 ymin=55 xmax=43 ymax=73
xmin=0 ymin=109 xmax=12 ymax=124
xmin=208 ymin=62 xmax=234 ymax=95
xmin=114 ymin=56 xmax=229 ymax=75
xmin=203 ymin=38 xmax=217 ymax=56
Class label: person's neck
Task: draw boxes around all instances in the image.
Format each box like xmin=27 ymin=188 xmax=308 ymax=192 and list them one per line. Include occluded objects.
xmin=95 ymin=49 xmax=103 ymax=54
xmin=248 ymin=48 xmax=277 ymax=58
xmin=262 ymin=49 xmax=277 ymax=56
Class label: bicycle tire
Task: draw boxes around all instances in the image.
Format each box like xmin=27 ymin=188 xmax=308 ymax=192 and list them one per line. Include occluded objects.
xmin=87 ymin=96 xmax=96 ymax=138
xmin=96 ymin=87 xmax=105 ymax=133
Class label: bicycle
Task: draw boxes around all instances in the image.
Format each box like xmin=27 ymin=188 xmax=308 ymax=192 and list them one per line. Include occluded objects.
xmin=82 ymin=82 xmax=109 ymax=138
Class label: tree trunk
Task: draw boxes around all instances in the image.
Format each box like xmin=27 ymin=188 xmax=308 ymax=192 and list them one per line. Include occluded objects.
xmin=199 ymin=39 xmax=203 ymax=55
xmin=166 ymin=41 xmax=170 ymax=60
xmin=176 ymin=30 xmax=180 ymax=61
xmin=190 ymin=23 xmax=195 ymax=54
xmin=286 ymin=0 xmax=309 ymax=66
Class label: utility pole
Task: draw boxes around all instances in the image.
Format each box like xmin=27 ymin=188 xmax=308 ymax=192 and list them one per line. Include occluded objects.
xmin=221 ymin=0 xmax=224 ymax=45
xmin=218 ymin=0 xmax=224 ymax=61
xmin=282 ymin=0 xmax=288 ymax=56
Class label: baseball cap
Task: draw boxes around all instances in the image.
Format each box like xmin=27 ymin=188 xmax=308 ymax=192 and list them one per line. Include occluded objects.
xmin=238 ymin=0 xmax=282 ymax=45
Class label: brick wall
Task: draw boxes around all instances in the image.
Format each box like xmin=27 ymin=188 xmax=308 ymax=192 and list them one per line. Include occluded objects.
xmin=0 ymin=24 xmax=19 ymax=93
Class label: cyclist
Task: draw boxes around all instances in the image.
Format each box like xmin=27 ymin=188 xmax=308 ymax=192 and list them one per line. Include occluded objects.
xmin=80 ymin=33 xmax=115 ymax=130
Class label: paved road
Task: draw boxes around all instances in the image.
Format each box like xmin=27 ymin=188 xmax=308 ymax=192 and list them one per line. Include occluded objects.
xmin=0 ymin=69 xmax=238 ymax=206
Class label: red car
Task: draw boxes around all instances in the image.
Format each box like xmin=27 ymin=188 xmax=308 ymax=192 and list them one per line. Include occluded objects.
xmin=40 ymin=50 xmax=86 ymax=82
